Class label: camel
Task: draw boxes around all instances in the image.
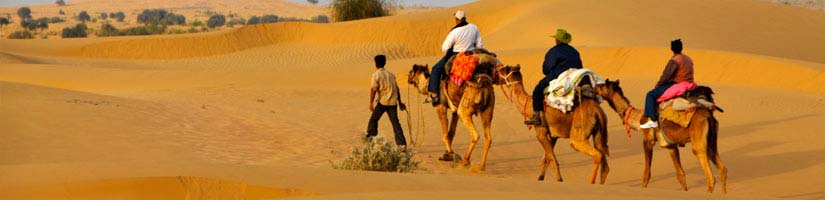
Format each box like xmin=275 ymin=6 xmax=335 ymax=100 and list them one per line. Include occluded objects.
xmin=495 ymin=65 xmax=610 ymax=184
xmin=595 ymin=79 xmax=727 ymax=194
xmin=406 ymin=52 xmax=498 ymax=170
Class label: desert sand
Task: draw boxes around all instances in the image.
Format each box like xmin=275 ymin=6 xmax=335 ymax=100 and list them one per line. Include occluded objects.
xmin=1 ymin=0 xmax=824 ymax=199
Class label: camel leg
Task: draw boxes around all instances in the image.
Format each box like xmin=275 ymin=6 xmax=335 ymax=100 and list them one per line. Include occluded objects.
xmin=570 ymin=138 xmax=602 ymax=184
xmin=693 ymin=142 xmax=716 ymax=193
xmin=597 ymin=134 xmax=610 ymax=185
xmin=458 ymin=112 xmax=480 ymax=167
xmin=437 ymin=106 xmax=455 ymax=158
xmin=448 ymin=112 xmax=460 ymax=149
xmin=548 ymin=136 xmax=562 ymax=182
xmin=713 ymin=151 xmax=728 ymax=194
xmin=666 ymin=147 xmax=688 ymax=191
xmin=478 ymin=110 xmax=493 ymax=171
xmin=642 ymin=137 xmax=656 ymax=188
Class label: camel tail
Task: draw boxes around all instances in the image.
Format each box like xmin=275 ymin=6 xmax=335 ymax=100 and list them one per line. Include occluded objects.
xmin=706 ymin=116 xmax=720 ymax=165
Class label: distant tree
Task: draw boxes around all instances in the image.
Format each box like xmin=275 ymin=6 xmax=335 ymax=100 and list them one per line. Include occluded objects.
xmin=120 ymin=24 xmax=165 ymax=35
xmin=8 ymin=30 xmax=34 ymax=39
xmin=61 ymin=23 xmax=88 ymax=38
xmin=307 ymin=0 xmax=319 ymax=4
xmin=246 ymin=16 xmax=260 ymax=25
xmin=110 ymin=12 xmax=126 ymax=22
xmin=59 ymin=9 xmax=65 ymax=15
xmin=20 ymin=19 xmax=37 ymax=31
xmin=98 ymin=23 xmax=120 ymax=36
xmin=55 ymin=0 xmax=66 ymax=6
xmin=137 ymin=9 xmax=186 ymax=25
xmin=77 ymin=11 xmax=91 ymax=22
xmin=312 ymin=15 xmax=330 ymax=23
xmin=0 ymin=17 xmax=9 ymax=27
xmin=100 ymin=13 xmax=108 ymax=20
xmin=261 ymin=15 xmax=279 ymax=23
xmin=332 ymin=0 xmax=392 ymax=22
xmin=207 ymin=14 xmax=226 ymax=28
xmin=17 ymin=7 xmax=32 ymax=20
xmin=34 ymin=17 xmax=49 ymax=32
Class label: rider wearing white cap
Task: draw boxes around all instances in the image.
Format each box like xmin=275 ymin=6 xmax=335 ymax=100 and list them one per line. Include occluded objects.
xmin=425 ymin=10 xmax=483 ymax=103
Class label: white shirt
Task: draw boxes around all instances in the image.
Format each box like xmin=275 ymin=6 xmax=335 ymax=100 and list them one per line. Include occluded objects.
xmin=371 ymin=68 xmax=399 ymax=106
xmin=441 ymin=23 xmax=483 ymax=53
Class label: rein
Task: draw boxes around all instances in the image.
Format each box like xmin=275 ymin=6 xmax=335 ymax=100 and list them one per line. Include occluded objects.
xmin=621 ymin=106 xmax=634 ymax=138
xmin=497 ymin=70 xmax=532 ymax=130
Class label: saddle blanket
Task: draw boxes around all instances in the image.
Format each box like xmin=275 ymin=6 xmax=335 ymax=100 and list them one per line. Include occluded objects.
xmin=449 ymin=52 xmax=501 ymax=86
xmin=544 ymin=68 xmax=605 ymax=113
xmin=657 ymin=82 xmax=697 ymax=103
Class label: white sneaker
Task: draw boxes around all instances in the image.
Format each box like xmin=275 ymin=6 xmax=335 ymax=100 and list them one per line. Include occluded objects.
xmin=640 ymin=120 xmax=659 ymax=129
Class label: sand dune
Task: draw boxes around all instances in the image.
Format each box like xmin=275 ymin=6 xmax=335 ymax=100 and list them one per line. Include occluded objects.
xmin=1 ymin=0 xmax=824 ymax=199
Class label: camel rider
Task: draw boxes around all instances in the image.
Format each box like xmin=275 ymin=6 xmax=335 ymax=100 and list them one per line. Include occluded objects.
xmin=424 ymin=10 xmax=483 ymax=103
xmin=524 ymin=29 xmax=582 ymax=125
xmin=640 ymin=39 xmax=694 ymax=129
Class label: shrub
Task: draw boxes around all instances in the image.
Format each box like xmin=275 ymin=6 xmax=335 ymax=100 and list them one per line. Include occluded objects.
xmin=62 ymin=23 xmax=88 ymax=38
xmin=187 ymin=27 xmax=198 ymax=33
xmin=207 ymin=14 xmax=226 ymax=28
xmin=189 ymin=20 xmax=203 ymax=27
xmin=0 ymin=17 xmax=9 ymax=27
xmin=312 ymin=15 xmax=330 ymax=23
xmin=98 ymin=23 xmax=119 ymax=36
xmin=137 ymin=9 xmax=185 ymax=25
xmin=246 ymin=16 xmax=260 ymax=25
xmin=34 ymin=17 xmax=49 ymax=31
xmin=261 ymin=15 xmax=279 ymax=23
xmin=8 ymin=30 xmax=34 ymax=39
xmin=99 ymin=13 xmax=108 ymax=20
xmin=77 ymin=11 xmax=91 ymax=22
xmin=168 ymin=28 xmax=186 ymax=34
xmin=307 ymin=0 xmax=319 ymax=4
xmin=227 ymin=18 xmax=245 ymax=27
xmin=55 ymin=0 xmax=66 ymax=6
xmin=332 ymin=136 xmax=418 ymax=173
xmin=17 ymin=7 xmax=32 ymax=20
xmin=59 ymin=9 xmax=65 ymax=15
xmin=109 ymin=12 xmax=125 ymax=22
xmin=47 ymin=16 xmax=64 ymax=23
xmin=332 ymin=0 xmax=393 ymax=22
xmin=20 ymin=19 xmax=37 ymax=31
xmin=120 ymin=24 xmax=166 ymax=36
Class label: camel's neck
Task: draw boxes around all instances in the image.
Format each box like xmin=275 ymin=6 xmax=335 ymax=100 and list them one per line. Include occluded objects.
xmin=503 ymin=82 xmax=534 ymax=118
xmin=607 ymin=93 xmax=645 ymax=129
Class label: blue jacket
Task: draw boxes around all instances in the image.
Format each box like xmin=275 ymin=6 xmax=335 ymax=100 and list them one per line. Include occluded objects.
xmin=542 ymin=43 xmax=583 ymax=79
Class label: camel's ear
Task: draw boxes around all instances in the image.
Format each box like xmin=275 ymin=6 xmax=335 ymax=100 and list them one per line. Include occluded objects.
xmin=514 ymin=64 xmax=521 ymax=71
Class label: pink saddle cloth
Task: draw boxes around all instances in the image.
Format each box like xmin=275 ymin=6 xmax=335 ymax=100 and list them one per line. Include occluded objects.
xmin=657 ymin=82 xmax=697 ymax=103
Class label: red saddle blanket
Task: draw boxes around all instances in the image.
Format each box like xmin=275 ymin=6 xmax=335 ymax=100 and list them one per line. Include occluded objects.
xmin=449 ymin=52 xmax=479 ymax=87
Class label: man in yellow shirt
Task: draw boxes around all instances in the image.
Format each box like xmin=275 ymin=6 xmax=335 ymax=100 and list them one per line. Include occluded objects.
xmin=367 ymin=55 xmax=408 ymax=146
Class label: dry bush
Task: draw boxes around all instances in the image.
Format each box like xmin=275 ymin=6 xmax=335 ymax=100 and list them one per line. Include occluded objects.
xmin=332 ymin=136 xmax=418 ymax=173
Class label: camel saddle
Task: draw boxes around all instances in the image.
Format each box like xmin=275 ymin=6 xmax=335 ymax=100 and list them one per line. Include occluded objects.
xmin=443 ymin=49 xmax=500 ymax=86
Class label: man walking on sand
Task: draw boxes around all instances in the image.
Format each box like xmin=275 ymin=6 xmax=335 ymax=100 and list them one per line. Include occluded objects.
xmin=366 ymin=55 xmax=408 ymax=146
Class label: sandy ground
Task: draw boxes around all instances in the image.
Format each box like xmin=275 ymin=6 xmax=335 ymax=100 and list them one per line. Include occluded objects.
xmin=1 ymin=0 xmax=824 ymax=199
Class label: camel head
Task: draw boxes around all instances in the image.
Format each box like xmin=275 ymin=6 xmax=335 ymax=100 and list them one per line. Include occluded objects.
xmin=408 ymin=64 xmax=430 ymax=95
xmin=496 ymin=64 xmax=524 ymax=86
xmin=596 ymin=79 xmax=631 ymax=112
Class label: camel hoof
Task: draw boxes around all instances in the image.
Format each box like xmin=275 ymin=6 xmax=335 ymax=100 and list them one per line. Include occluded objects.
xmin=538 ymin=175 xmax=545 ymax=181
xmin=438 ymin=152 xmax=455 ymax=161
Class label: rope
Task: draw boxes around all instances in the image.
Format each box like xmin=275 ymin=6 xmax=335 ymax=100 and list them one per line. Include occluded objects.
xmin=405 ymin=84 xmax=416 ymax=146
xmin=622 ymin=106 xmax=634 ymax=139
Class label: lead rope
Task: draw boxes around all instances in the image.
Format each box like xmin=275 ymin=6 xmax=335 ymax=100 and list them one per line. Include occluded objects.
xmin=405 ymin=84 xmax=415 ymax=146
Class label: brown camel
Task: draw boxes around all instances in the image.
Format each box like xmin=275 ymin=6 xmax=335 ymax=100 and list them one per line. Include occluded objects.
xmin=495 ymin=65 xmax=610 ymax=184
xmin=596 ymin=80 xmax=727 ymax=194
xmin=407 ymin=54 xmax=497 ymax=170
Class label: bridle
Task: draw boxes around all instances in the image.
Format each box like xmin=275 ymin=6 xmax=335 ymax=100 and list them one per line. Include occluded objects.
xmin=497 ymin=66 xmax=532 ymax=130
